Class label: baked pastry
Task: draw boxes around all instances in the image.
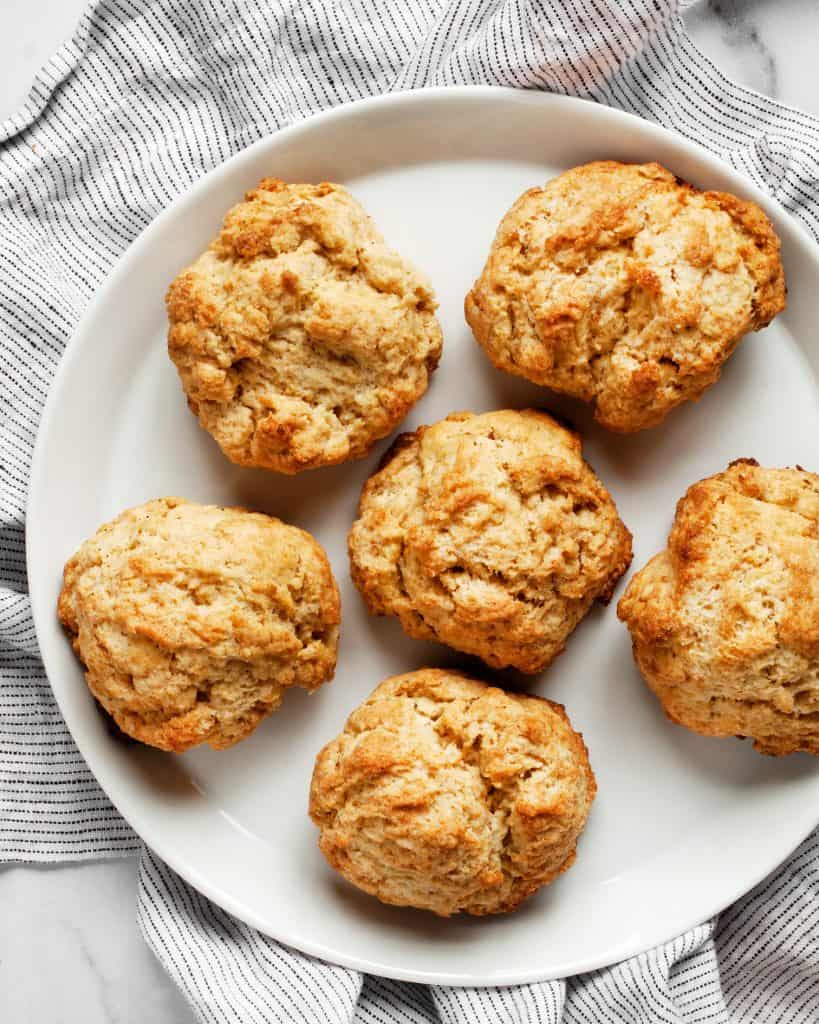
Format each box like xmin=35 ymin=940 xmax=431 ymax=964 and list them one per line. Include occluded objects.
xmin=167 ymin=179 xmax=442 ymax=473
xmin=348 ymin=409 xmax=632 ymax=673
xmin=618 ymin=460 xmax=819 ymax=756
xmin=465 ymin=161 xmax=785 ymax=432
xmin=309 ymin=668 xmax=595 ymax=915
xmin=58 ymin=498 xmax=339 ymax=751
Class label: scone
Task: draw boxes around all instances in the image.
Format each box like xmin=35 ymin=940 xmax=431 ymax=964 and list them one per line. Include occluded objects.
xmin=465 ymin=161 xmax=785 ymax=432
xmin=58 ymin=498 xmax=340 ymax=752
xmin=618 ymin=460 xmax=819 ymax=756
xmin=309 ymin=668 xmax=595 ymax=915
xmin=167 ymin=179 xmax=442 ymax=473
xmin=348 ymin=409 xmax=632 ymax=673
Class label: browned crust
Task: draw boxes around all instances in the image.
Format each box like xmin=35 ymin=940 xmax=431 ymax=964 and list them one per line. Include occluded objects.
xmin=465 ymin=160 xmax=786 ymax=434
xmin=618 ymin=462 xmax=819 ymax=757
xmin=166 ymin=178 xmax=442 ymax=474
xmin=349 ymin=409 xmax=632 ymax=673
xmin=309 ymin=668 xmax=596 ymax=915
xmin=58 ymin=497 xmax=340 ymax=752
xmin=705 ymin=190 xmax=787 ymax=329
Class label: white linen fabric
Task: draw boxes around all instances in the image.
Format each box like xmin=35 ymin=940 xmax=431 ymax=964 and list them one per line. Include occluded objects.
xmin=2 ymin=0 xmax=819 ymax=1019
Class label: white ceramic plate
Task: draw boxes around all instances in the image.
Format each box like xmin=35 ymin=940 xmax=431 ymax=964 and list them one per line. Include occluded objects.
xmin=28 ymin=87 xmax=819 ymax=985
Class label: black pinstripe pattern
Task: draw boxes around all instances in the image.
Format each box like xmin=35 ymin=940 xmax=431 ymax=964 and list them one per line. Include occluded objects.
xmin=137 ymin=828 xmax=817 ymax=1021
xmin=4 ymin=0 xmax=819 ymax=1018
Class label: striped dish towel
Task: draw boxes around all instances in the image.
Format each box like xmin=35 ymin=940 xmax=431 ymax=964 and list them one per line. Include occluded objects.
xmin=3 ymin=0 xmax=819 ymax=1020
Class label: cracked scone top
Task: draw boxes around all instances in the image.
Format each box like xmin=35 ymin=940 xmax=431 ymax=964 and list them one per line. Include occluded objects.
xmin=465 ymin=161 xmax=786 ymax=432
xmin=309 ymin=669 xmax=595 ymax=915
xmin=167 ymin=179 xmax=442 ymax=473
xmin=58 ymin=498 xmax=339 ymax=752
xmin=348 ymin=409 xmax=632 ymax=673
xmin=618 ymin=460 xmax=819 ymax=756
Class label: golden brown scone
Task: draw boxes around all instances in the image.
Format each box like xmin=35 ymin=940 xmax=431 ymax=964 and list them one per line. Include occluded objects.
xmin=348 ymin=409 xmax=632 ymax=673
xmin=465 ymin=161 xmax=785 ymax=432
xmin=618 ymin=460 xmax=819 ymax=756
xmin=309 ymin=668 xmax=595 ymax=915
xmin=167 ymin=179 xmax=442 ymax=473
xmin=58 ymin=498 xmax=339 ymax=752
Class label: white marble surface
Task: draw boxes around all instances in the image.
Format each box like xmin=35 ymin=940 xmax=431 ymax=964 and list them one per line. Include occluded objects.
xmin=2 ymin=860 xmax=192 ymax=1023
xmin=684 ymin=0 xmax=819 ymax=116
xmin=1 ymin=1 xmax=818 ymax=1021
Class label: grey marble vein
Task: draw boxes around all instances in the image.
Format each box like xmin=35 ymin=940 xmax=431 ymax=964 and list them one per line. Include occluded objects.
xmin=696 ymin=0 xmax=779 ymax=98
xmin=66 ymin=921 xmax=124 ymax=1024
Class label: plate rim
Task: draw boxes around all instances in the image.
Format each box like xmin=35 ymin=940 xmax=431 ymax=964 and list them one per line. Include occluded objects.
xmin=26 ymin=84 xmax=819 ymax=985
